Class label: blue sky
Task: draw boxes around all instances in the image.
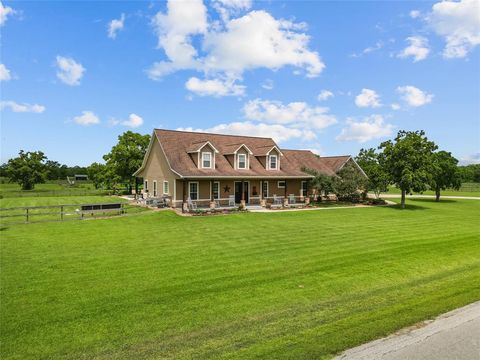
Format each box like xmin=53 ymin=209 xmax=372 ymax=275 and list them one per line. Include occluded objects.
xmin=1 ymin=0 xmax=479 ymax=166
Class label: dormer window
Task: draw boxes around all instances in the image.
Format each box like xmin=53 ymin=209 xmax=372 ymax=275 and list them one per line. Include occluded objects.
xmin=202 ymin=152 xmax=212 ymax=168
xmin=269 ymin=154 xmax=278 ymax=170
xmin=237 ymin=153 xmax=247 ymax=169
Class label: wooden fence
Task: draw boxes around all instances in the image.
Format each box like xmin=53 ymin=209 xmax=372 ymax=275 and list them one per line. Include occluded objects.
xmin=0 ymin=203 xmax=130 ymax=225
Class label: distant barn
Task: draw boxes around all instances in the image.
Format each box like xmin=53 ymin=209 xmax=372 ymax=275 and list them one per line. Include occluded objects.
xmin=74 ymin=174 xmax=88 ymax=181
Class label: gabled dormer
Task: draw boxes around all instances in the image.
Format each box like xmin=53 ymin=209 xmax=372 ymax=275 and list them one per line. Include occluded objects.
xmin=187 ymin=141 xmax=219 ymax=169
xmin=266 ymin=146 xmax=283 ymax=170
xmin=224 ymin=144 xmax=253 ymax=170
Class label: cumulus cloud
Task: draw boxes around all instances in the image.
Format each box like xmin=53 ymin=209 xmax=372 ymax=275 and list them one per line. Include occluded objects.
xmin=185 ymin=77 xmax=245 ymax=96
xmin=398 ymin=36 xmax=430 ymax=62
xmin=110 ymin=113 xmax=144 ymax=128
xmin=56 ymin=56 xmax=85 ymax=86
xmin=427 ymin=0 xmax=480 ymax=58
xmin=391 ymin=103 xmax=401 ymax=110
xmin=107 ymin=13 xmax=125 ymax=39
xmin=0 ymin=100 xmax=45 ymax=113
xmin=350 ymin=41 xmax=384 ymax=58
xmin=336 ymin=115 xmax=394 ymax=143
xmin=0 ymin=1 xmax=15 ymax=26
xmin=177 ymin=121 xmax=315 ymax=143
xmin=0 ymin=63 xmax=11 ymax=81
xmin=317 ymin=89 xmax=334 ymax=101
xmin=148 ymin=1 xmax=324 ymax=96
xmin=409 ymin=10 xmax=421 ymax=19
xmin=355 ymin=88 xmax=381 ymax=108
xmin=212 ymin=0 xmax=252 ymax=22
xmin=244 ymin=98 xmax=337 ymax=130
xmin=73 ymin=111 xmax=100 ymax=125
xmin=397 ymin=85 xmax=433 ymax=107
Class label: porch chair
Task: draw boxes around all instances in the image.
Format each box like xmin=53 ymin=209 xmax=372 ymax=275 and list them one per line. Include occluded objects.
xmin=187 ymin=197 xmax=197 ymax=210
xmin=228 ymin=195 xmax=235 ymax=207
xmin=288 ymin=194 xmax=296 ymax=204
xmin=273 ymin=194 xmax=282 ymax=205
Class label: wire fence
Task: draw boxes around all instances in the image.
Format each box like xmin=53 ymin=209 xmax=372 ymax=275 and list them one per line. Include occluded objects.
xmin=0 ymin=189 xmax=115 ymax=198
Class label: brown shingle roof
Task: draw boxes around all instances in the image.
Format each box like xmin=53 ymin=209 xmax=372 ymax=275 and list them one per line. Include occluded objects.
xmin=317 ymin=155 xmax=351 ymax=173
xmin=145 ymin=129 xmax=354 ymax=178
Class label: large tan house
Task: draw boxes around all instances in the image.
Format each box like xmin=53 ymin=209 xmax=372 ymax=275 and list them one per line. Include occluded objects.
xmin=134 ymin=129 xmax=366 ymax=211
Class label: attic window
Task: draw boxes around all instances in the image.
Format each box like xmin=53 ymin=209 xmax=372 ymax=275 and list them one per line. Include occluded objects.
xmin=202 ymin=152 xmax=212 ymax=168
xmin=269 ymin=154 xmax=278 ymax=170
xmin=237 ymin=154 xmax=247 ymax=169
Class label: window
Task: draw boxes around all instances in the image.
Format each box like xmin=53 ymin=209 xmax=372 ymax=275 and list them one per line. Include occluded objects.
xmin=153 ymin=180 xmax=157 ymax=197
xmin=202 ymin=152 xmax=212 ymax=168
xmin=144 ymin=180 xmax=148 ymax=193
xmin=301 ymin=181 xmax=307 ymax=197
xmin=278 ymin=180 xmax=286 ymax=189
xmin=262 ymin=181 xmax=269 ymax=198
xmin=269 ymin=155 xmax=278 ymax=170
xmin=238 ymin=153 xmax=247 ymax=169
xmin=189 ymin=182 xmax=198 ymax=200
xmin=212 ymin=181 xmax=220 ymax=199
xmin=163 ymin=181 xmax=169 ymax=195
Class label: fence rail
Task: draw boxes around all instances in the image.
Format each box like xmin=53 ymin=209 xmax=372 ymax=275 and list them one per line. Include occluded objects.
xmin=0 ymin=189 xmax=114 ymax=198
xmin=0 ymin=203 xmax=139 ymax=225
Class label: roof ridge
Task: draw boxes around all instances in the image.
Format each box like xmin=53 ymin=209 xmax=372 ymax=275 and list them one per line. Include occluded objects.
xmin=155 ymin=128 xmax=275 ymax=141
xmin=320 ymin=155 xmax=351 ymax=158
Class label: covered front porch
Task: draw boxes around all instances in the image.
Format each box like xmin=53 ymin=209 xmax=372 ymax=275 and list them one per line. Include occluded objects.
xmin=176 ymin=178 xmax=312 ymax=212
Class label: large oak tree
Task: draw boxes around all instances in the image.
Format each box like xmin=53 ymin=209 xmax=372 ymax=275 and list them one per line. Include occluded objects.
xmin=379 ymin=130 xmax=437 ymax=209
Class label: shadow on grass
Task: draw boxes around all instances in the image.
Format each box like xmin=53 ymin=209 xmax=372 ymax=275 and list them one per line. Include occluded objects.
xmin=385 ymin=203 xmax=428 ymax=211
xmin=409 ymin=198 xmax=458 ymax=204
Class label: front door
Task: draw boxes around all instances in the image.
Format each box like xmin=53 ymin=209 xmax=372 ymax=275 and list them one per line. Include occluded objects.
xmin=234 ymin=181 xmax=249 ymax=203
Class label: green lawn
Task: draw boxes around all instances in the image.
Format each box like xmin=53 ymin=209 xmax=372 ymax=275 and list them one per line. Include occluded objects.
xmin=384 ymin=183 xmax=480 ymax=197
xmin=0 ymin=180 xmax=111 ymax=198
xmin=1 ymin=199 xmax=479 ymax=359
xmin=0 ymin=195 xmax=127 ymax=208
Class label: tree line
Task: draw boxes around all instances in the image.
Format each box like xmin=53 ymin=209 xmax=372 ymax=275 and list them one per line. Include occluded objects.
xmin=1 ymin=131 xmax=150 ymax=193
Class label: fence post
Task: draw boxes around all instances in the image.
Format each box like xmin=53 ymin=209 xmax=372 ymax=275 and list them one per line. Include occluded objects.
xmin=61 ymin=206 xmax=64 ymax=221
xmin=26 ymin=208 xmax=29 ymax=223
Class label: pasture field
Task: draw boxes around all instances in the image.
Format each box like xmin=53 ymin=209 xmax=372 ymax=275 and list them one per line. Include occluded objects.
xmin=384 ymin=183 xmax=480 ymax=197
xmin=1 ymin=199 xmax=479 ymax=359
xmin=0 ymin=195 xmax=128 ymax=208
xmin=0 ymin=180 xmax=111 ymax=198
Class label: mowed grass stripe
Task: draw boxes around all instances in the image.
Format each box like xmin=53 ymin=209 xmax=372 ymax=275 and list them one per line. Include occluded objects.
xmin=1 ymin=199 xmax=479 ymax=359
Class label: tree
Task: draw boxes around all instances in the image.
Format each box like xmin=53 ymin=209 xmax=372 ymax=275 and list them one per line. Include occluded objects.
xmin=379 ymin=130 xmax=438 ymax=209
xmin=333 ymin=163 xmax=367 ymax=201
xmin=103 ymin=131 xmax=150 ymax=193
xmin=458 ymin=164 xmax=480 ymax=183
xmin=87 ymin=162 xmax=107 ymax=189
xmin=430 ymin=151 xmax=461 ymax=201
xmin=5 ymin=150 xmax=48 ymax=190
xmin=355 ymin=148 xmax=390 ymax=199
xmin=302 ymin=168 xmax=335 ymax=200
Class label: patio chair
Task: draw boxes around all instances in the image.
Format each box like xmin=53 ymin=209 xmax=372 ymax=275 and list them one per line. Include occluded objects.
xmin=187 ymin=197 xmax=197 ymax=210
xmin=273 ymin=194 xmax=282 ymax=205
xmin=228 ymin=195 xmax=235 ymax=207
xmin=288 ymin=194 xmax=296 ymax=204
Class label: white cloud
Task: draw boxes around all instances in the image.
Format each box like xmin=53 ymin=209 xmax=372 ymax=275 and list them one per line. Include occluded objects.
xmin=56 ymin=56 xmax=85 ymax=86
xmin=148 ymin=1 xmax=324 ymax=95
xmin=107 ymin=13 xmax=125 ymax=39
xmin=0 ymin=1 xmax=15 ymax=26
xmin=398 ymin=36 xmax=430 ymax=62
xmin=350 ymin=41 xmax=384 ymax=58
xmin=261 ymin=79 xmax=274 ymax=90
xmin=317 ymin=89 xmax=334 ymax=101
xmin=409 ymin=10 xmax=421 ymax=19
xmin=110 ymin=113 xmax=144 ymax=128
xmin=73 ymin=111 xmax=100 ymax=125
xmin=397 ymin=85 xmax=433 ymax=107
xmin=244 ymin=98 xmax=337 ymax=130
xmin=391 ymin=103 xmax=401 ymax=110
xmin=0 ymin=63 xmax=11 ymax=81
xmin=355 ymin=88 xmax=381 ymax=108
xmin=177 ymin=121 xmax=315 ymax=143
xmin=428 ymin=0 xmax=480 ymax=58
xmin=212 ymin=0 xmax=252 ymax=22
xmin=185 ymin=77 xmax=245 ymax=96
xmin=0 ymin=100 xmax=45 ymax=113
xmin=459 ymin=152 xmax=480 ymax=165
xmin=336 ymin=114 xmax=394 ymax=143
